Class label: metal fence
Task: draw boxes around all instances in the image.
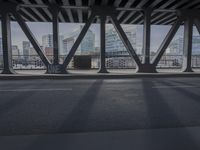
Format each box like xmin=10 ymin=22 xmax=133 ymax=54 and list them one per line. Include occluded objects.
xmin=0 ymin=54 xmax=200 ymax=70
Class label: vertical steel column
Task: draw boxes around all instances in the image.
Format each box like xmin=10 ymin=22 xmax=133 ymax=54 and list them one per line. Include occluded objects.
xmin=1 ymin=12 xmax=16 ymax=74
xmin=182 ymin=17 xmax=193 ymax=72
xmin=98 ymin=15 xmax=108 ymax=73
xmin=142 ymin=8 xmax=151 ymax=64
xmin=46 ymin=4 xmax=67 ymax=74
xmin=51 ymin=5 xmax=59 ymax=65
xmin=136 ymin=8 xmax=157 ymax=73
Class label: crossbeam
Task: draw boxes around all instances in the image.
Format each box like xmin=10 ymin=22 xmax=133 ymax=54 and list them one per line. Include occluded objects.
xmin=194 ymin=19 xmax=200 ymax=35
xmin=1 ymin=12 xmax=16 ymax=74
xmin=11 ymin=10 xmax=50 ymax=67
xmin=62 ymin=13 xmax=96 ymax=68
xmin=152 ymin=18 xmax=182 ymax=66
xmin=110 ymin=14 xmax=142 ymax=68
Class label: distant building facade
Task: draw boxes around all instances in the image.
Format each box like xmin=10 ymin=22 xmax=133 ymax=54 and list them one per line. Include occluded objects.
xmin=42 ymin=34 xmax=53 ymax=49
xmin=106 ymin=25 xmax=137 ymax=54
xmin=63 ymin=26 xmax=95 ymax=55
xmin=23 ymin=41 xmax=30 ymax=60
xmin=42 ymin=34 xmax=64 ymax=55
xmin=0 ymin=38 xmax=2 ymax=67
xmin=169 ymin=36 xmax=200 ymax=55
xmin=63 ymin=37 xmax=75 ymax=55
xmin=192 ymin=36 xmax=200 ymax=55
xmin=44 ymin=47 xmax=53 ymax=62
xmin=0 ymin=37 xmax=2 ymax=55
xmin=12 ymin=45 xmax=19 ymax=60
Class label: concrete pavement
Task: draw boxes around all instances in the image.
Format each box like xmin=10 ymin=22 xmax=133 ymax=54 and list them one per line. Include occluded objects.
xmin=1 ymin=77 xmax=200 ymax=149
xmin=1 ymin=126 xmax=200 ymax=150
xmin=1 ymin=78 xmax=200 ymax=135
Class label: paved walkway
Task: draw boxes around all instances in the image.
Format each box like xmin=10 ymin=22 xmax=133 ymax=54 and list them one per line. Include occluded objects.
xmin=1 ymin=126 xmax=200 ymax=150
xmin=1 ymin=74 xmax=200 ymax=149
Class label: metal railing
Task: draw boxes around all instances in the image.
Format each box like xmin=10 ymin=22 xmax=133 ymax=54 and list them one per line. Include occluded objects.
xmin=0 ymin=54 xmax=200 ymax=70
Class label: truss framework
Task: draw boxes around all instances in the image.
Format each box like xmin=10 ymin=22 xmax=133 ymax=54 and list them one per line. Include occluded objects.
xmin=0 ymin=1 xmax=200 ymax=74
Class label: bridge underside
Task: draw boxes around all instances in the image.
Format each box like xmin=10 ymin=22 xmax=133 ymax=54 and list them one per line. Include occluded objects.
xmin=0 ymin=0 xmax=200 ymax=74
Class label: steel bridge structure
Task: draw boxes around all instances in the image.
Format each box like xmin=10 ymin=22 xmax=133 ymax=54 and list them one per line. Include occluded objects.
xmin=0 ymin=0 xmax=200 ymax=74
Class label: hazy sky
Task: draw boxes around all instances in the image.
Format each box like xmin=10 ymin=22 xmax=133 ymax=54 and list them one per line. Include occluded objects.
xmin=0 ymin=21 xmax=199 ymax=53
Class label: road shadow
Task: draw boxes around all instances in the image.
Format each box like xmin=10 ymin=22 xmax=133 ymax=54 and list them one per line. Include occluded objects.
xmin=56 ymin=79 xmax=103 ymax=132
xmin=159 ymin=79 xmax=200 ymax=104
xmin=141 ymin=78 xmax=200 ymax=150
xmin=0 ymin=84 xmax=43 ymax=135
xmin=24 ymin=79 xmax=103 ymax=149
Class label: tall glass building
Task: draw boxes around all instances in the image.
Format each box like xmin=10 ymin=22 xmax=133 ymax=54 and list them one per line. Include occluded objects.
xmin=169 ymin=36 xmax=200 ymax=55
xmin=42 ymin=34 xmax=64 ymax=55
xmin=105 ymin=25 xmax=137 ymax=55
xmin=23 ymin=41 xmax=30 ymax=60
xmin=63 ymin=25 xmax=95 ymax=55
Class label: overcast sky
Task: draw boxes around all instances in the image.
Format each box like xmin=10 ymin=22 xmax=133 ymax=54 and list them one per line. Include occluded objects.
xmin=0 ymin=21 xmax=199 ymax=52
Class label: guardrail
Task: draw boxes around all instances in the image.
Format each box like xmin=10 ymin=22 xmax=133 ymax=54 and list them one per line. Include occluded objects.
xmin=0 ymin=54 xmax=200 ymax=70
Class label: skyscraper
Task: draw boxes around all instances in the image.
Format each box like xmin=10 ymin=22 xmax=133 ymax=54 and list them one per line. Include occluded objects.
xmin=12 ymin=45 xmax=19 ymax=60
xmin=106 ymin=25 xmax=137 ymax=54
xmin=63 ymin=37 xmax=75 ymax=55
xmin=169 ymin=36 xmax=200 ymax=55
xmin=42 ymin=34 xmax=64 ymax=55
xmin=42 ymin=34 xmax=53 ymax=49
xmin=63 ymin=26 xmax=95 ymax=55
xmin=80 ymin=26 xmax=95 ymax=54
xmin=168 ymin=38 xmax=183 ymax=55
xmin=23 ymin=41 xmax=30 ymax=60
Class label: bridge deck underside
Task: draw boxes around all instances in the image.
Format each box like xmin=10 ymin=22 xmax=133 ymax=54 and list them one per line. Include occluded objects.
xmin=0 ymin=0 xmax=200 ymax=25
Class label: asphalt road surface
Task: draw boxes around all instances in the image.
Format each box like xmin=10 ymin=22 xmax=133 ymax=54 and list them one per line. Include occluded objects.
xmin=1 ymin=77 xmax=200 ymax=136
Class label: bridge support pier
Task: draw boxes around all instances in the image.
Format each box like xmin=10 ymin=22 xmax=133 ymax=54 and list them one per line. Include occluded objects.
xmin=50 ymin=3 xmax=60 ymax=66
xmin=1 ymin=11 xmax=16 ymax=74
xmin=137 ymin=64 xmax=157 ymax=73
xmin=137 ymin=8 xmax=157 ymax=73
xmin=46 ymin=64 xmax=67 ymax=74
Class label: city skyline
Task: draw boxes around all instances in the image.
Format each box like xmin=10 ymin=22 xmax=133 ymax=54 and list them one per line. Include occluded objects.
xmin=0 ymin=22 xmax=200 ymax=54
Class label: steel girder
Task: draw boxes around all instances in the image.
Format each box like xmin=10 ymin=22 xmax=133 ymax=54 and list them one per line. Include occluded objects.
xmin=1 ymin=1 xmax=200 ymax=74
